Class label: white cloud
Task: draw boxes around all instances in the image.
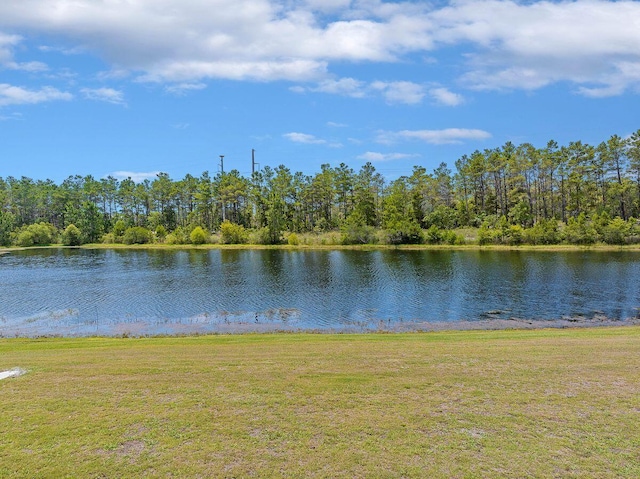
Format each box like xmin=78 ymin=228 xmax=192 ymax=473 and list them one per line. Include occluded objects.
xmin=357 ymin=151 xmax=419 ymax=162
xmin=428 ymin=87 xmax=464 ymax=106
xmin=97 ymin=69 xmax=130 ymax=81
xmin=165 ymin=82 xmax=207 ymax=95
xmin=109 ymin=171 xmax=161 ymax=182
xmin=0 ymin=112 xmax=23 ymax=121
xmin=377 ymin=128 xmax=491 ymax=145
xmin=8 ymin=60 xmax=48 ymax=72
xmin=0 ymin=1 xmax=639 ymax=95
xmin=297 ymin=78 xmax=427 ymax=104
xmin=0 ymin=83 xmax=72 ymax=107
xmin=283 ymin=132 xmax=327 ymax=144
xmin=0 ymin=1 xmax=428 ymax=83
xmin=310 ymin=78 xmax=367 ymax=98
xmin=0 ymin=33 xmax=48 ymax=71
xmin=0 ymin=32 xmax=21 ymax=64
xmin=370 ymin=81 xmax=425 ymax=105
xmin=431 ymin=0 xmax=640 ymax=95
xmin=81 ymin=87 xmax=126 ymax=105
xmin=38 ymin=45 xmax=85 ymax=55
xmin=327 ymin=121 xmax=348 ymax=128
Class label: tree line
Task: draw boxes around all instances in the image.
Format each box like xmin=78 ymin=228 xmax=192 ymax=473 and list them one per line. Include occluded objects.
xmin=2 ymin=130 xmax=640 ymax=247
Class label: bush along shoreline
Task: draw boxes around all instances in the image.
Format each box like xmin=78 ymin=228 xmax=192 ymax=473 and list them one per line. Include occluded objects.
xmin=2 ymin=215 xmax=640 ymax=249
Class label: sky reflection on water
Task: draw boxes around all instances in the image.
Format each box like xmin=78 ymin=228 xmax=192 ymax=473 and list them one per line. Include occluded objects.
xmin=1 ymin=248 xmax=639 ymax=337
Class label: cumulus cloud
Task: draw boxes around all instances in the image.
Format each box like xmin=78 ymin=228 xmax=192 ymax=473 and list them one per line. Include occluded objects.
xmin=0 ymin=1 xmax=639 ymax=95
xmin=284 ymin=132 xmax=327 ymax=145
xmin=428 ymin=87 xmax=464 ymax=106
xmin=357 ymin=151 xmax=419 ymax=162
xmin=370 ymin=81 xmax=425 ymax=105
xmin=431 ymin=0 xmax=640 ymax=95
xmin=296 ymin=78 xmax=427 ymax=104
xmin=318 ymin=78 xmax=368 ymax=97
xmin=0 ymin=33 xmax=48 ymax=71
xmin=109 ymin=171 xmax=161 ymax=182
xmin=283 ymin=132 xmax=342 ymax=148
xmin=377 ymin=128 xmax=491 ymax=145
xmin=0 ymin=33 xmax=19 ymax=62
xmin=0 ymin=84 xmax=72 ymax=106
xmin=81 ymin=87 xmax=126 ymax=105
xmin=8 ymin=60 xmax=48 ymax=72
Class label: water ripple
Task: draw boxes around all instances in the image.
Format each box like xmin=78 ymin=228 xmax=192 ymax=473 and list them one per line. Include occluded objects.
xmin=1 ymin=248 xmax=639 ymax=336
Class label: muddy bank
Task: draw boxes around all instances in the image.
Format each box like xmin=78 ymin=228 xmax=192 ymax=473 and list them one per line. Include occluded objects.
xmin=3 ymin=315 xmax=638 ymax=338
xmin=384 ymin=316 xmax=640 ymax=332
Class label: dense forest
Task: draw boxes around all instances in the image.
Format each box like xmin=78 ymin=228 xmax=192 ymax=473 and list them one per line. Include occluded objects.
xmin=2 ymin=130 xmax=640 ymax=247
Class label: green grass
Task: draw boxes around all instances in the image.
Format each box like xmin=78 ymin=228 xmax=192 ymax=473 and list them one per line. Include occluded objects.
xmin=3 ymin=238 xmax=640 ymax=255
xmin=2 ymin=328 xmax=640 ymax=477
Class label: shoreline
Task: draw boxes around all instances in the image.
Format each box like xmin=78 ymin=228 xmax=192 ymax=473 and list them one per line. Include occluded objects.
xmin=86 ymin=242 xmax=640 ymax=252
xmin=2 ymin=242 xmax=640 ymax=254
xmin=2 ymin=316 xmax=639 ymax=339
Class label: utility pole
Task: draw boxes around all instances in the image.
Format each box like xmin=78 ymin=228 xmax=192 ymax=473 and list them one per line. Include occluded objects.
xmin=219 ymin=154 xmax=226 ymax=221
xmin=251 ymin=149 xmax=259 ymax=175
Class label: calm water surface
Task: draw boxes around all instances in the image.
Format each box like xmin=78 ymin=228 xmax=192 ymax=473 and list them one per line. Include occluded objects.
xmin=1 ymin=248 xmax=639 ymax=336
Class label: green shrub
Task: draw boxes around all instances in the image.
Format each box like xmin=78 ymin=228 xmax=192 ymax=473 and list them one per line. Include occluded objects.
xmin=424 ymin=205 xmax=457 ymax=230
xmin=112 ymin=219 xmax=127 ymax=238
xmin=190 ymin=226 xmax=208 ymax=245
xmin=220 ymin=221 xmax=248 ymax=244
xmin=628 ymin=218 xmax=640 ymax=244
xmin=252 ymin=227 xmax=275 ymax=245
xmin=562 ymin=214 xmax=596 ymax=245
xmin=523 ymin=219 xmax=559 ymax=245
xmin=341 ymin=217 xmax=376 ymax=245
xmin=102 ymin=233 xmax=116 ymax=244
xmin=123 ymin=226 xmax=152 ymax=245
xmin=507 ymin=225 xmax=524 ymax=245
xmin=15 ymin=230 xmax=35 ymax=247
xmin=287 ymin=233 xmax=300 ymax=245
xmin=155 ymin=225 xmax=167 ymax=241
xmin=425 ymin=225 xmax=442 ymax=244
xmin=0 ymin=211 xmax=14 ymax=247
xmin=166 ymin=226 xmax=189 ymax=245
xmin=442 ymin=230 xmax=464 ymax=245
xmin=15 ymin=222 xmax=56 ymax=247
xmin=602 ymin=217 xmax=631 ymax=245
xmin=592 ymin=211 xmax=611 ymax=237
xmin=385 ymin=220 xmax=423 ymax=245
xmin=478 ymin=225 xmax=504 ymax=245
xmin=62 ymin=224 xmax=82 ymax=246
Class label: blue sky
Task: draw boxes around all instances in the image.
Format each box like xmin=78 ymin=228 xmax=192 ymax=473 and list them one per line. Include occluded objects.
xmin=1 ymin=0 xmax=639 ymax=183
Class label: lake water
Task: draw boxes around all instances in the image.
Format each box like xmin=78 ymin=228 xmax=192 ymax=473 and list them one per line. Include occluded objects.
xmin=1 ymin=248 xmax=639 ymax=336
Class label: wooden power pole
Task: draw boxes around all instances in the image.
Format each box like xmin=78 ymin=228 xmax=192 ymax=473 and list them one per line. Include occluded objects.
xmin=219 ymin=154 xmax=225 ymax=221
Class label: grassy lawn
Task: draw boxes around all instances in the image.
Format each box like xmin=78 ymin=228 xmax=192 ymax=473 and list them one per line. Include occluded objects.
xmin=1 ymin=328 xmax=640 ymax=478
